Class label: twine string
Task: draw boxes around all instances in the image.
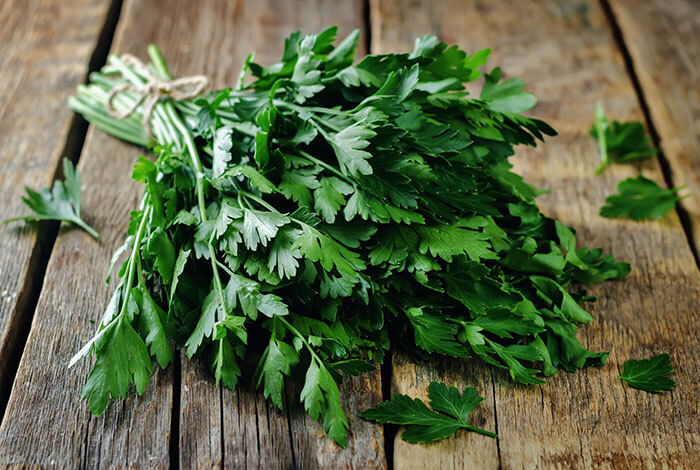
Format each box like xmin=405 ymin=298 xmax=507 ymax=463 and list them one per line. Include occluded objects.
xmin=107 ymin=54 xmax=209 ymax=136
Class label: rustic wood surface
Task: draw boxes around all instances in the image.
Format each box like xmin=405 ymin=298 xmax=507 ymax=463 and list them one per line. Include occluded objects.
xmin=0 ymin=0 xmax=113 ymax=413
xmin=607 ymin=0 xmax=700 ymax=254
xmin=372 ymin=0 xmax=700 ymax=468
xmin=0 ymin=0 xmax=698 ymax=467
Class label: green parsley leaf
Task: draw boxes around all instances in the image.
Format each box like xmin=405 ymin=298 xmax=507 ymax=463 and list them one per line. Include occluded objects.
xmin=256 ymin=337 xmax=299 ymax=409
xmin=360 ymin=382 xmax=496 ymax=443
xmin=619 ymin=354 xmax=676 ymax=393
xmin=600 ymin=176 xmax=685 ymax=220
xmin=591 ymin=103 xmax=657 ymax=175
xmin=80 ymin=317 xmax=152 ymax=415
xmin=5 ymin=158 xmax=99 ymax=238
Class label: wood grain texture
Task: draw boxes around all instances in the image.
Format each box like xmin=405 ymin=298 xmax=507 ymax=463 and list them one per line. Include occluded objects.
xmin=607 ymin=0 xmax=700 ymax=253
xmin=372 ymin=0 xmax=700 ymax=468
xmin=288 ymin=373 xmax=386 ymax=469
xmin=0 ymin=0 xmax=113 ymax=412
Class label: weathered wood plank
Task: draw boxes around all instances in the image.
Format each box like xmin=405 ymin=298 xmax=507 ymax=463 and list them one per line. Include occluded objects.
xmin=607 ymin=0 xmax=700 ymax=254
xmin=220 ymin=355 xmax=293 ymax=469
xmin=287 ymin=374 xmax=387 ymax=469
xmin=0 ymin=0 xmax=114 ymax=414
xmin=373 ymin=0 xmax=700 ymax=467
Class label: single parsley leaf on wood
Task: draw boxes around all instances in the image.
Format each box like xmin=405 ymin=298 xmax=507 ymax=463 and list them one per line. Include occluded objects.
xmin=5 ymin=158 xmax=99 ymax=238
xmin=590 ymin=103 xmax=657 ymax=175
xmin=600 ymin=176 xmax=685 ymax=221
xmin=360 ymin=381 xmax=496 ymax=443
xmin=619 ymin=354 xmax=676 ymax=393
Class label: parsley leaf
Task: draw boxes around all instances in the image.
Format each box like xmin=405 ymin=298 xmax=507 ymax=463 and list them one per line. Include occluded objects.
xmin=256 ymin=337 xmax=299 ymax=409
xmin=360 ymin=382 xmax=496 ymax=443
xmin=591 ymin=103 xmax=657 ymax=175
xmin=600 ymin=176 xmax=685 ymax=220
xmin=619 ymin=354 xmax=676 ymax=393
xmin=5 ymin=158 xmax=99 ymax=238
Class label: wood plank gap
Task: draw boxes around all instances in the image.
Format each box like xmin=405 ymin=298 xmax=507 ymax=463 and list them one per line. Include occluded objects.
xmin=0 ymin=0 xmax=124 ymax=426
xmin=169 ymin=349 xmax=181 ymax=470
xmin=363 ymin=0 xmax=373 ymax=54
xmin=599 ymin=0 xmax=700 ymax=268
xmin=488 ymin=368 xmax=502 ymax=468
xmin=283 ymin=387 xmax=299 ymax=469
xmin=379 ymin=359 xmax=395 ymax=469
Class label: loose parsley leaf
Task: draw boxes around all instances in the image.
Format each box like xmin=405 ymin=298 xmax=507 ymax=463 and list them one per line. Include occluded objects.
xmin=5 ymin=158 xmax=99 ymax=238
xmin=600 ymin=176 xmax=685 ymax=220
xmin=619 ymin=354 xmax=676 ymax=393
xmin=591 ymin=103 xmax=657 ymax=175
xmin=360 ymin=382 xmax=496 ymax=443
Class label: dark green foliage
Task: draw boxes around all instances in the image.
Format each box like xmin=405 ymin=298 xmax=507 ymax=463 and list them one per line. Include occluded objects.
xmin=67 ymin=28 xmax=630 ymax=446
xmin=590 ymin=103 xmax=657 ymax=175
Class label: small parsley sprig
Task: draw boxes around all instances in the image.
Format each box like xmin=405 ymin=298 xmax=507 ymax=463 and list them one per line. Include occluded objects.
xmin=65 ymin=29 xmax=632 ymax=446
xmin=360 ymin=382 xmax=496 ymax=443
xmin=4 ymin=158 xmax=99 ymax=238
xmin=590 ymin=103 xmax=657 ymax=175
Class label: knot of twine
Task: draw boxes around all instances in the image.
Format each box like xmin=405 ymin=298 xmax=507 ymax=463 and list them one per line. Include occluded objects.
xmin=107 ymin=54 xmax=209 ymax=137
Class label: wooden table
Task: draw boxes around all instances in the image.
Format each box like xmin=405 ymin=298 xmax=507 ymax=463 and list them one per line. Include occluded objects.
xmin=0 ymin=0 xmax=697 ymax=468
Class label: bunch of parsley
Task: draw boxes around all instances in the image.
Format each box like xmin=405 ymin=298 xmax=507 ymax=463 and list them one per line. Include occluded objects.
xmin=67 ymin=28 xmax=630 ymax=446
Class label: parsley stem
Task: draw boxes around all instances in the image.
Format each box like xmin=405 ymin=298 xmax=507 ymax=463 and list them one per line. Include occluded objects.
xmin=296 ymin=150 xmax=352 ymax=183
xmin=240 ymin=190 xmax=278 ymax=213
xmin=277 ymin=316 xmax=323 ymax=364
xmin=273 ymin=100 xmax=347 ymax=116
xmin=148 ymin=45 xmax=231 ymax=321
xmin=311 ymin=115 xmax=342 ymax=133
xmin=463 ymin=425 xmax=497 ymax=438
xmin=593 ymin=102 xmax=609 ymax=175
xmin=215 ymin=259 xmax=235 ymax=276
xmin=74 ymin=218 xmax=100 ymax=239
xmin=116 ymin=203 xmax=152 ymax=319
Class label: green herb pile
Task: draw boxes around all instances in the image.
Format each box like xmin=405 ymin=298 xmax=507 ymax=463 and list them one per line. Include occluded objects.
xmin=66 ymin=28 xmax=632 ymax=446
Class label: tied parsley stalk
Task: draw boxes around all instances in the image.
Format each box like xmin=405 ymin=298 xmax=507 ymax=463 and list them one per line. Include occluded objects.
xmin=67 ymin=28 xmax=632 ymax=447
